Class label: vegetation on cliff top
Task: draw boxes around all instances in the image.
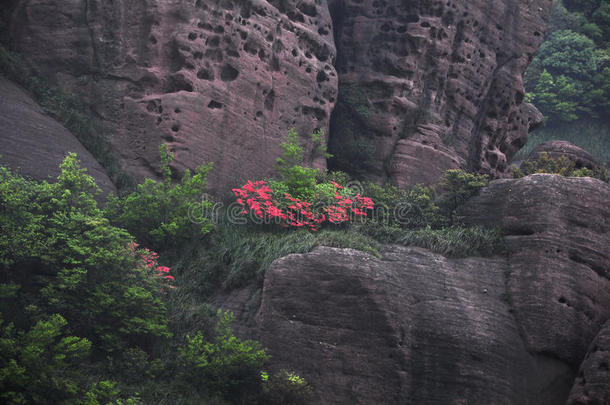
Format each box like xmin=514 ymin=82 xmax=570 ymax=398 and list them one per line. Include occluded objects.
xmin=521 ymin=0 xmax=609 ymax=164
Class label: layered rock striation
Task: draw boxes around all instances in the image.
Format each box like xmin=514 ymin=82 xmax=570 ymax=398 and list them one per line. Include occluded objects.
xmin=251 ymin=175 xmax=610 ymax=404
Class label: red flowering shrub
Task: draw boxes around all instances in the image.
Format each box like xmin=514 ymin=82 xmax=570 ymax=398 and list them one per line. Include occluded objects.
xmin=131 ymin=242 xmax=175 ymax=289
xmin=232 ymin=180 xmax=374 ymax=231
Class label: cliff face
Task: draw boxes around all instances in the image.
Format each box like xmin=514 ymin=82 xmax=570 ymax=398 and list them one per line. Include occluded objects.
xmin=3 ymin=0 xmax=552 ymax=190
xmin=254 ymin=175 xmax=610 ymax=404
xmin=328 ymin=0 xmax=552 ymax=185
xmin=5 ymin=0 xmax=337 ymax=193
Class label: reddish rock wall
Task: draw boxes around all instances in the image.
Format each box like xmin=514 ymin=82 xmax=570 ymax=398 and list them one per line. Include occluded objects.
xmin=4 ymin=0 xmax=552 ymax=191
xmin=328 ymin=0 xmax=553 ymax=185
xmin=6 ymin=0 xmax=337 ymax=193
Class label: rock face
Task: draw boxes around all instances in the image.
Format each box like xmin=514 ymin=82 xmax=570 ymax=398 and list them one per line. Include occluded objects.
xmin=328 ymin=0 xmax=553 ymax=186
xmin=567 ymin=320 xmax=610 ymax=405
xmin=4 ymin=0 xmax=338 ymax=193
xmin=3 ymin=0 xmax=552 ymax=191
xmin=460 ymin=174 xmax=610 ymax=367
xmin=252 ymin=175 xmax=610 ymax=404
xmin=0 ymin=76 xmax=115 ymax=195
xmin=527 ymin=141 xmax=600 ymax=169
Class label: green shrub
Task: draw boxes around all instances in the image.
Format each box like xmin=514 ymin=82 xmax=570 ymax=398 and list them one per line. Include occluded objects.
xmin=437 ymin=170 xmax=488 ymax=219
xmin=0 ymin=155 xmax=171 ymax=355
xmin=363 ymin=182 xmax=444 ymax=228
xmin=511 ymin=151 xmax=608 ymax=181
xmin=274 ymin=129 xmax=319 ymax=200
xmin=105 ymin=144 xmax=214 ymax=252
xmin=260 ymin=370 xmax=313 ymax=405
xmin=177 ymin=310 xmax=269 ymax=402
xmin=0 ymin=314 xmax=91 ymax=404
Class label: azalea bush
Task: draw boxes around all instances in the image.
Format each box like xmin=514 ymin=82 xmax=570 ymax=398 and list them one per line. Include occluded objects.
xmin=232 ymin=129 xmax=375 ymax=230
xmin=232 ymin=180 xmax=374 ymax=231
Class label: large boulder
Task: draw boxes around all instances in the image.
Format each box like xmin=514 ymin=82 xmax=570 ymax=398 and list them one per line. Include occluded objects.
xmin=256 ymin=246 xmax=579 ymax=404
xmin=527 ymin=141 xmax=600 ymax=170
xmin=250 ymin=175 xmax=610 ymax=404
xmin=460 ymin=174 xmax=610 ymax=366
xmin=0 ymin=76 xmax=115 ymax=195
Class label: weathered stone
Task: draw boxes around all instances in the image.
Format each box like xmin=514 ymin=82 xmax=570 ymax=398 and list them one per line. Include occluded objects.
xmin=527 ymin=141 xmax=600 ymax=170
xmin=4 ymin=0 xmax=553 ymax=191
xmin=252 ymin=175 xmax=610 ymax=404
xmin=5 ymin=0 xmax=337 ymax=193
xmin=460 ymin=174 xmax=610 ymax=366
xmin=328 ymin=0 xmax=553 ymax=185
xmin=256 ymin=245 xmax=579 ymax=404
xmin=567 ymin=320 xmax=610 ymax=405
xmin=0 ymin=76 xmax=115 ymax=195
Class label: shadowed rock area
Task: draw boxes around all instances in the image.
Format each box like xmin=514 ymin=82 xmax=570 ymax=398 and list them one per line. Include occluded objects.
xmin=249 ymin=175 xmax=610 ymax=404
xmin=567 ymin=320 xmax=610 ymax=405
xmin=328 ymin=0 xmax=553 ymax=185
xmin=0 ymin=76 xmax=116 ymax=195
xmin=4 ymin=0 xmax=337 ymax=193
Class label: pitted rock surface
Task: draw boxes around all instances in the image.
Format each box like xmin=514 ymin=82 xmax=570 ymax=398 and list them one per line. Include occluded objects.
xmin=328 ymin=0 xmax=553 ymax=185
xmin=4 ymin=0 xmax=552 ymax=190
xmin=0 ymin=76 xmax=116 ymax=195
xmin=5 ymin=0 xmax=337 ymax=193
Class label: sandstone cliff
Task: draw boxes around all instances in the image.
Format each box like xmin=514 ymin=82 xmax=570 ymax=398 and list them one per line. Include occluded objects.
xmin=2 ymin=0 xmax=552 ymax=191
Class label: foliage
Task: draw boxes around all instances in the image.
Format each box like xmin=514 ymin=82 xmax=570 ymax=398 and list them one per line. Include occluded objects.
xmin=217 ymin=226 xmax=381 ymax=289
xmin=358 ymin=223 xmax=504 ymax=258
xmin=0 ymin=156 xmax=312 ymax=404
xmin=437 ymin=170 xmax=488 ymax=218
xmin=524 ymin=1 xmax=610 ymax=123
xmin=177 ymin=310 xmax=269 ymax=402
xmin=232 ymin=180 xmax=374 ymax=231
xmin=362 ymin=182 xmax=444 ymax=229
xmin=105 ymin=144 xmax=213 ymax=252
xmin=274 ymin=129 xmax=321 ymax=200
xmin=0 ymin=314 xmax=91 ymax=404
xmin=0 ymin=155 xmax=171 ymax=355
xmin=511 ymin=152 xmax=608 ymax=181
xmin=260 ymin=370 xmax=313 ymax=405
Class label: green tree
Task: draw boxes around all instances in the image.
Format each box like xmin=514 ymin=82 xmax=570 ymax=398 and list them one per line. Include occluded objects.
xmin=0 ymin=314 xmax=91 ymax=404
xmin=0 ymin=155 xmax=171 ymax=355
xmin=177 ymin=310 xmax=269 ymax=401
xmin=105 ymin=144 xmax=213 ymax=252
xmin=274 ymin=129 xmax=319 ymax=201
